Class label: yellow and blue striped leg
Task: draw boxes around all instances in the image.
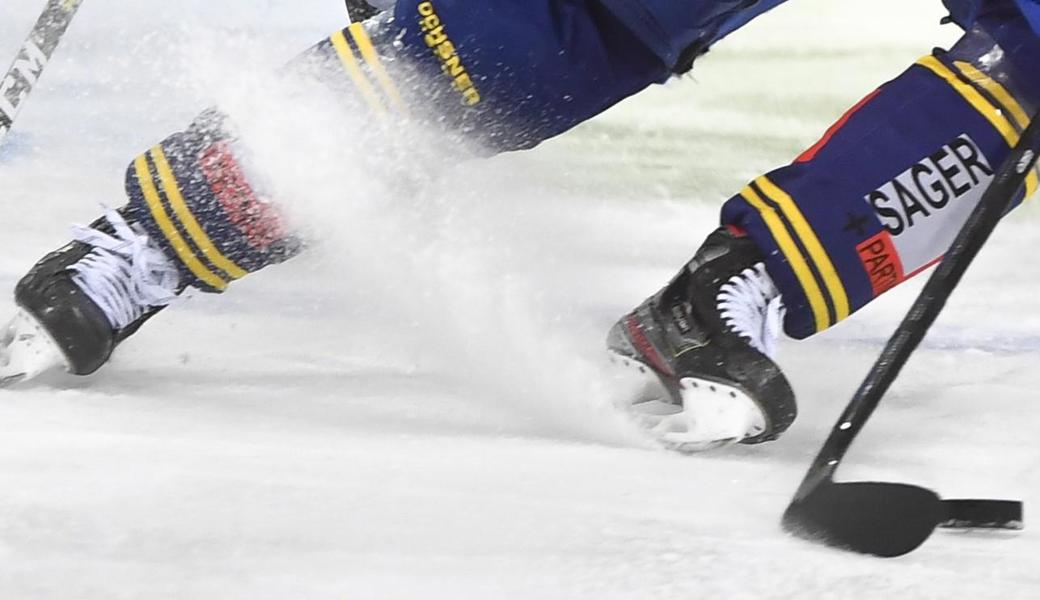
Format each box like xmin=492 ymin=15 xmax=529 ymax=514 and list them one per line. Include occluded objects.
xmin=721 ymin=13 xmax=1040 ymax=339
xmin=122 ymin=110 xmax=301 ymax=293
xmin=118 ymin=3 xmax=675 ymax=292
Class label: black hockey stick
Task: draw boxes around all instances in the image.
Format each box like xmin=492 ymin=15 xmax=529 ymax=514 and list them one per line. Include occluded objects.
xmin=781 ymin=111 xmax=1039 ymax=558
xmin=0 ymin=0 xmax=85 ymax=149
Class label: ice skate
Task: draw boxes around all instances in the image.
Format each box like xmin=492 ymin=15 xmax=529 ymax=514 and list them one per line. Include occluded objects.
xmin=607 ymin=227 xmax=796 ymax=452
xmin=0 ymin=207 xmax=181 ymax=384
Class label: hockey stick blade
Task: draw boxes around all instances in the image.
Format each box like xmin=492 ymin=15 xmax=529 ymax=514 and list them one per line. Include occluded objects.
xmin=782 ymin=482 xmax=943 ymax=558
xmin=783 ymin=488 xmax=1024 ymax=557
xmin=782 ymin=109 xmax=1040 ymax=557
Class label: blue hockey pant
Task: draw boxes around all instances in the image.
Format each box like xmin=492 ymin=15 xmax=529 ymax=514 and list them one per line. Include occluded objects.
xmin=116 ymin=0 xmax=1039 ymax=345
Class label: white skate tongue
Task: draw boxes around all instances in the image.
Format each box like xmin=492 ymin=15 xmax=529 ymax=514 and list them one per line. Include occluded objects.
xmin=0 ymin=309 xmax=67 ymax=385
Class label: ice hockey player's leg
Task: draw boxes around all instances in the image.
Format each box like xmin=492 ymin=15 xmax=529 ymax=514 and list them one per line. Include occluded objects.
xmin=610 ymin=0 xmax=1040 ymax=448
xmin=721 ymin=1 xmax=1040 ymax=341
xmin=1 ymin=3 xmax=673 ymax=382
xmin=607 ymin=227 xmax=795 ymax=451
xmin=0 ymin=110 xmax=297 ymax=382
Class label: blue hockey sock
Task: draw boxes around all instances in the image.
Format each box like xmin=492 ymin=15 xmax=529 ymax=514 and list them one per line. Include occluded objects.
xmin=720 ymin=7 xmax=1040 ymax=339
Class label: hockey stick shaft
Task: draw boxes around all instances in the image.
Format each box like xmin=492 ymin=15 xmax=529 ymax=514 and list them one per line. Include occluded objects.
xmin=0 ymin=0 xmax=84 ymax=148
xmin=792 ymin=110 xmax=1040 ymax=502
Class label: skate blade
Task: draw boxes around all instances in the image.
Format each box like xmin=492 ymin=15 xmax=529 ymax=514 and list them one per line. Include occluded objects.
xmin=0 ymin=309 xmax=67 ymax=386
xmin=608 ymin=351 xmax=767 ymax=453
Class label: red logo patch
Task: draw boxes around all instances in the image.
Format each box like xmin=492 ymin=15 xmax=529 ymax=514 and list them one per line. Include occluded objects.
xmin=199 ymin=141 xmax=286 ymax=252
xmin=857 ymin=231 xmax=904 ymax=297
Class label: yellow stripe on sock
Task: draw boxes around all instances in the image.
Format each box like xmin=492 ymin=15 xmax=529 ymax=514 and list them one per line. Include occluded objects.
xmin=133 ymin=155 xmax=228 ymax=291
xmin=918 ymin=56 xmax=1019 ymax=148
xmin=348 ymin=23 xmax=408 ymax=114
xmin=953 ymin=61 xmax=1031 ymax=128
xmin=740 ymin=185 xmax=831 ymax=332
xmin=330 ymin=29 xmax=386 ymax=115
xmin=951 ymin=60 xmax=1038 ymax=199
xmin=756 ymin=176 xmax=850 ymax=323
xmin=149 ymin=146 xmax=248 ymax=281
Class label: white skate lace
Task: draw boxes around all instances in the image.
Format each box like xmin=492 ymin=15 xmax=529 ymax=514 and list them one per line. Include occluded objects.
xmin=68 ymin=208 xmax=180 ymax=330
xmin=717 ymin=263 xmax=784 ymax=359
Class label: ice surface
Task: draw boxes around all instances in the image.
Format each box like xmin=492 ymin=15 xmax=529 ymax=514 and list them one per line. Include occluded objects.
xmin=1 ymin=1 xmax=1037 ymax=598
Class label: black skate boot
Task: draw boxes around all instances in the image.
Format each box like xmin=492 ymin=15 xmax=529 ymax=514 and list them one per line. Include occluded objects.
xmin=0 ymin=207 xmax=182 ymax=384
xmin=607 ymin=226 xmax=796 ymax=452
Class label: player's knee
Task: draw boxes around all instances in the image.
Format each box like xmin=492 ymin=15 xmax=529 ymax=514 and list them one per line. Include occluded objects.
xmin=122 ymin=110 xmax=302 ymax=293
